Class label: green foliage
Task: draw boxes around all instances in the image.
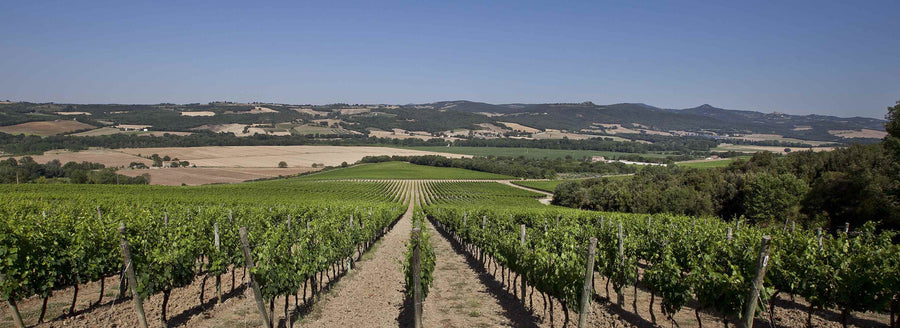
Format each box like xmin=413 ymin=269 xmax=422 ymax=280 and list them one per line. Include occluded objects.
xmin=366 ymin=153 xmax=645 ymax=179
xmin=886 ymin=100 xmax=900 ymax=140
xmin=402 ymin=146 xmax=671 ymax=160
xmin=555 ymin=144 xmax=900 ymax=230
xmin=0 ymin=157 xmax=147 ymax=184
xmin=303 ymin=161 xmax=513 ymax=180
xmin=511 ymin=180 xmax=566 ymax=193
xmin=741 ymin=173 xmax=808 ymax=224
xmin=422 ymin=180 xmax=899 ymax=324
xmin=403 ymin=211 xmax=435 ymax=299
xmin=0 ymin=179 xmax=406 ymax=304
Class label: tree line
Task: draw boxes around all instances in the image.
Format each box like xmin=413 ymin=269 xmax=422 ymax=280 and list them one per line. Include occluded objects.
xmin=359 ymin=155 xmax=639 ymax=179
xmin=0 ymin=157 xmax=149 ymax=184
xmin=553 ymin=100 xmax=900 ymax=232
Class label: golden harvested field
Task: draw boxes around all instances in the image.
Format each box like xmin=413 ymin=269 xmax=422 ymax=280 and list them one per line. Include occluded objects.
xmin=0 ymin=120 xmax=95 ymax=136
xmin=291 ymin=107 xmax=328 ymax=116
xmin=532 ymin=129 xmax=595 ymax=140
xmin=368 ymin=128 xmax=440 ymax=140
xmin=729 ymin=133 xmax=831 ymax=146
xmin=180 ymin=111 xmax=215 ymax=117
xmin=70 ymin=127 xmax=125 ymax=136
xmin=14 ymin=149 xmax=152 ymax=167
xmin=714 ymin=143 xmax=835 ymax=154
xmin=592 ymin=123 xmax=673 ymax=136
xmin=117 ymin=167 xmax=315 ymax=186
xmin=115 ymin=124 xmax=151 ymax=130
xmin=498 ymin=122 xmax=540 ymax=133
xmin=6 ymin=146 xmax=469 ymax=185
xmin=337 ymin=108 xmax=370 ymax=115
xmin=54 ymin=111 xmax=91 ymax=116
xmin=116 ymin=145 xmax=469 ymax=168
xmin=139 ymin=131 xmax=193 ymax=137
xmin=829 ymin=129 xmax=887 ymax=139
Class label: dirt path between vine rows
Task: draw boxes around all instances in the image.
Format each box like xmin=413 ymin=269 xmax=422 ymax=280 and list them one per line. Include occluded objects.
xmin=423 ymin=217 xmax=537 ymax=327
xmin=302 ymin=180 xmax=416 ymax=327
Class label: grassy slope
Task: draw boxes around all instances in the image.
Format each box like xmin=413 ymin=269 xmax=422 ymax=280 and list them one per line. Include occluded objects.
xmin=300 ymin=161 xmax=513 ymax=180
xmin=424 ymin=181 xmax=548 ymax=208
xmin=511 ymin=180 xmax=565 ymax=193
xmin=676 ymin=156 xmax=751 ymax=168
xmin=399 ymin=146 xmax=669 ymax=159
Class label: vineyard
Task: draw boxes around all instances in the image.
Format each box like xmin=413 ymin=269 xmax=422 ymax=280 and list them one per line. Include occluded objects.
xmin=0 ymin=179 xmax=406 ymax=328
xmin=421 ymin=181 xmax=900 ymax=328
xmin=1 ymin=162 xmax=898 ymax=328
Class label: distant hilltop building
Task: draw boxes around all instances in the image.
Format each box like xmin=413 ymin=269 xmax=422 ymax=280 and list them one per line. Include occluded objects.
xmin=591 ymin=156 xmax=607 ymax=162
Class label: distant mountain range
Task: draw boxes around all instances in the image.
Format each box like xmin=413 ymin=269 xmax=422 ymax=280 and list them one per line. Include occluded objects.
xmin=420 ymin=100 xmax=886 ymax=142
xmin=0 ymin=100 xmax=887 ymax=144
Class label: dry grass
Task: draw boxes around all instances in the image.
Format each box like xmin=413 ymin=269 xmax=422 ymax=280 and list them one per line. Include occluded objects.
xmin=70 ymin=127 xmax=125 ymax=137
xmin=292 ymin=107 xmax=328 ymax=116
xmin=475 ymin=123 xmax=508 ymax=133
xmin=180 ymin=111 xmax=216 ymax=117
xmin=192 ymin=124 xmax=256 ymax=136
xmin=8 ymin=146 xmax=468 ymax=185
xmin=498 ymin=122 xmax=540 ymax=133
xmin=116 ymin=145 xmax=468 ymax=168
xmin=714 ymin=143 xmax=835 ymax=154
xmin=829 ymin=129 xmax=887 ymax=139
xmin=338 ymin=108 xmax=370 ymax=115
xmin=532 ymin=129 xmax=595 ymax=140
xmin=592 ymin=123 xmax=673 ymax=136
xmin=368 ymin=128 xmax=441 ymax=140
xmin=729 ymin=133 xmax=832 ymax=146
xmin=13 ymin=149 xmax=151 ymax=167
xmin=227 ymin=106 xmax=277 ymax=114
xmin=0 ymin=120 xmax=95 ymax=136
xmin=115 ymin=124 xmax=151 ymax=130
xmin=55 ymin=111 xmax=91 ymax=116
xmin=139 ymin=131 xmax=193 ymax=137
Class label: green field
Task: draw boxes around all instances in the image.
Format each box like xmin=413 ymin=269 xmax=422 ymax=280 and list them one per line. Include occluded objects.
xmin=424 ymin=181 xmax=546 ymax=207
xmin=400 ymin=146 xmax=670 ymax=160
xmin=511 ymin=180 xmax=565 ymax=193
xmin=301 ymin=161 xmax=513 ymax=180
xmin=676 ymin=156 xmax=751 ymax=168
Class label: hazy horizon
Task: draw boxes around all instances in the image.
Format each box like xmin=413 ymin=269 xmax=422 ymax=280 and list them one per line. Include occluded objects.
xmin=2 ymin=1 xmax=898 ymax=119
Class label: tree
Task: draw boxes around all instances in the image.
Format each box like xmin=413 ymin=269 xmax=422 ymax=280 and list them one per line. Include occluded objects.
xmin=886 ymin=100 xmax=900 ymax=140
xmin=341 ymin=161 xmax=349 ymax=168
xmin=278 ymin=161 xmax=288 ymax=168
xmin=885 ymin=100 xmax=900 ymax=160
xmin=741 ymin=173 xmax=808 ymax=225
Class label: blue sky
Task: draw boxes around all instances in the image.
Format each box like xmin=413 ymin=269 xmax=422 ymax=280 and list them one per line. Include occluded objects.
xmin=1 ymin=1 xmax=897 ymax=119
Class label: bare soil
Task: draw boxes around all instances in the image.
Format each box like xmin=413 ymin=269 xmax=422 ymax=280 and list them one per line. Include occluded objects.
xmin=303 ymin=180 xmax=415 ymax=327
xmin=0 ymin=264 xmax=254 ymax=328
xmin=115 ymin=146 xmax=469 ymax=168
xmin=423 ymin=218 xmax=537 ymax=327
